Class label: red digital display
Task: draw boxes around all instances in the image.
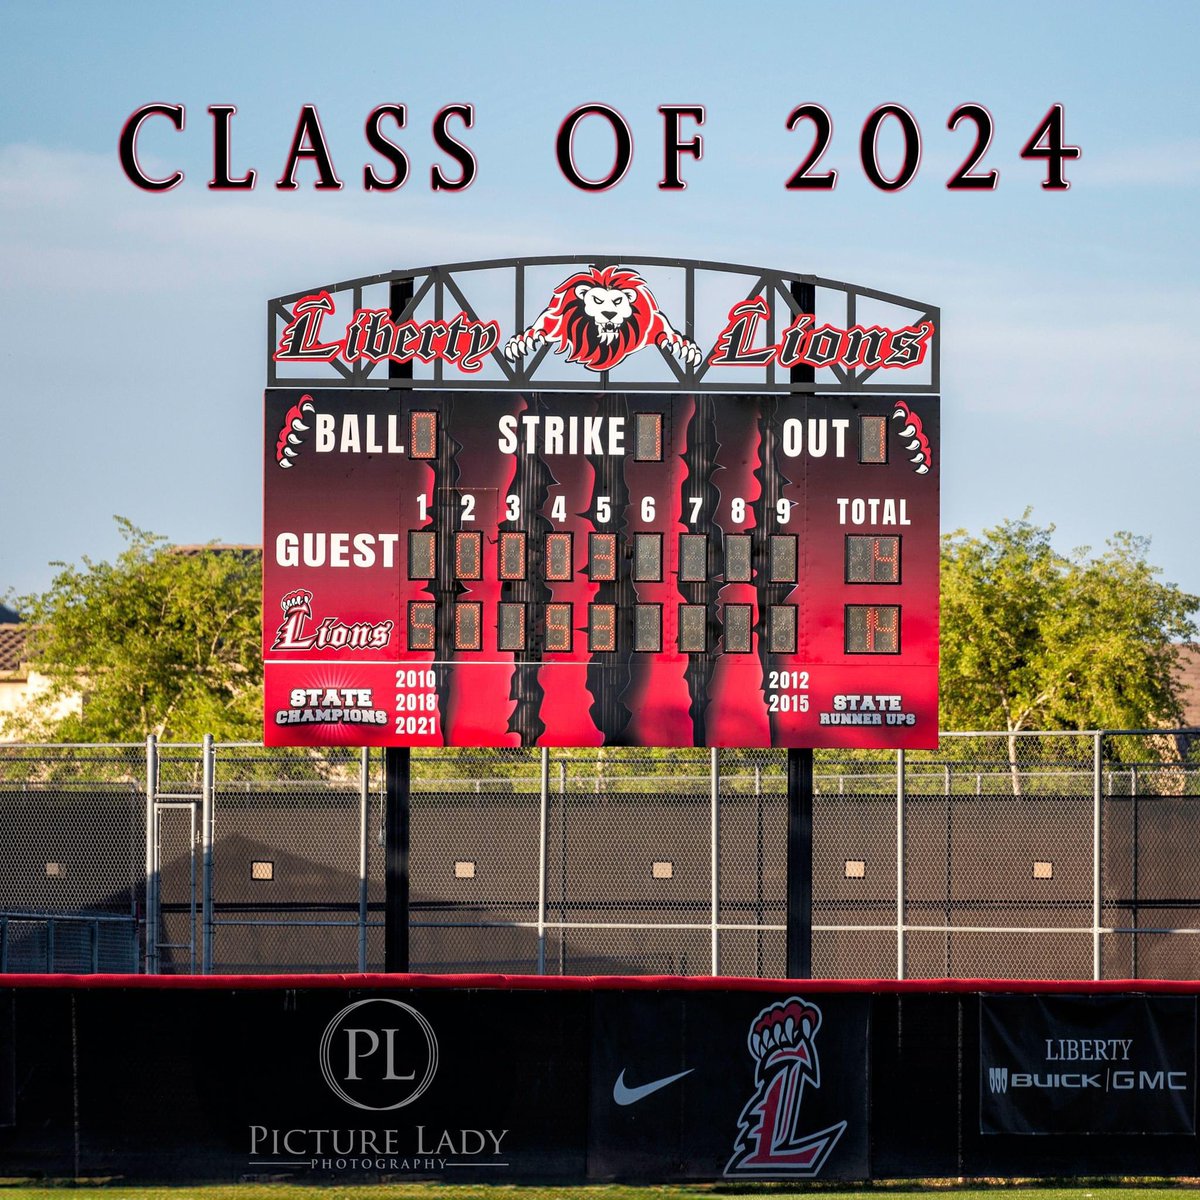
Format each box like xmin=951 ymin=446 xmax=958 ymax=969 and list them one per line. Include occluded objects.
xmin=264 ymin=390 xmax=939 ymax=748
xmin=589 ymin=533 xmax=617 ymax=582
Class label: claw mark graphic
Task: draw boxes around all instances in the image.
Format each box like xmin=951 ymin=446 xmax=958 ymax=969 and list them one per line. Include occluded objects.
xmin=891 ymin=402 xmax=932 ymax=474
xmin=275 ymin=397 xmax=316 ymax=468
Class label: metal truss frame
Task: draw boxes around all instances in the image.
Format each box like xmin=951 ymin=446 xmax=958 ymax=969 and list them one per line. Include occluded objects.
xmin=267 ymin=255 xmax=940 ymax=395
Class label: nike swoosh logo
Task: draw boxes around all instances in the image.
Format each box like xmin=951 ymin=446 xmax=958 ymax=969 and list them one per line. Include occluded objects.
xmin=613 ymin=1067 xmax=694 ymax=1106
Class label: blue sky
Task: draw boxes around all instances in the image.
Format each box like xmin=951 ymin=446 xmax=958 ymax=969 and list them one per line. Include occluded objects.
xmin=1 ymin=1 xmax=1197 ymax=600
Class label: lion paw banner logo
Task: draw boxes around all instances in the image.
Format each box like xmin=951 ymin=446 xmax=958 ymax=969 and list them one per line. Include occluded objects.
xmin=504 ymin=265 xmax=701 ymax=372
xmin=725 ymin=997 xmax=847 ymax=1178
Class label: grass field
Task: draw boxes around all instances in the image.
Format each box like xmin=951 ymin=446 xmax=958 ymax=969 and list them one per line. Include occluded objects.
xmin=5 ymin=1186 xmax=1200 ymax=1199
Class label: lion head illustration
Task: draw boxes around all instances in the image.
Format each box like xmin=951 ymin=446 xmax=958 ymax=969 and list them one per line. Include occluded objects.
xmin=505 ymin=265 xmax=702 ymax=372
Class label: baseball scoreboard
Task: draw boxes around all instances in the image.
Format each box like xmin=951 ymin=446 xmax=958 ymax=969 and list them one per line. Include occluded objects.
xmin=263 ymin=257 xmax=939 ymax=749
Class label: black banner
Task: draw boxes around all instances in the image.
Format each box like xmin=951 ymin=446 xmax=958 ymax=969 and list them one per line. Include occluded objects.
xmin=588 ymin=990 xmax=870 ymax=1181
xmin=1 ymin=986 xmax=590 ymax=1182
xmin=980 ymin=994 xmax=1197 ymax=1135
xmin=233 ymin=988 xmax=591 ymax=1180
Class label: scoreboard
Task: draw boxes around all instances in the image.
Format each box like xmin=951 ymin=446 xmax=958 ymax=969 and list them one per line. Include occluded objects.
xmin=263 ymin=256 xmax=940 ymax=749
xmin=263 ymin=385 xmax=939 ymax=749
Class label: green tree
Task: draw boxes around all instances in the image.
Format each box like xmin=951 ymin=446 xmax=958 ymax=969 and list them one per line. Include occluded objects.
xmin=940 ymin=514 xmax=1198 ymax=742
xmin=4 ymin=519 xmax=262 ymax=742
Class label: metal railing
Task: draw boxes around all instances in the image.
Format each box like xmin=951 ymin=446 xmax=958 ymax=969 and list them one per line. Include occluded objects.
xmin=0 ymin=911 xmax=140 ymax=973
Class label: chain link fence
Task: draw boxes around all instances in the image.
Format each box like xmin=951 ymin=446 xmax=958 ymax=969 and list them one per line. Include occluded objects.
xmin=0 ymin=744 xmax=143 ymax=972
xmin=2 ymin=731 xmax=1198 ymax=978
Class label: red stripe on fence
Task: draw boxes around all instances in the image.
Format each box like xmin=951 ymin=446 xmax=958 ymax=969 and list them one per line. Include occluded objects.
xmin=4 ymin=972 xmax=1200 ymax=994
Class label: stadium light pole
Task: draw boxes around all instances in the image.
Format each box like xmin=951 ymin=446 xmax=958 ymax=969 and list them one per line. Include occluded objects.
xmin=384 ymin=276 xmax=415 ymax=974
xmin=786 ymin=279 xmax=815 ymax=980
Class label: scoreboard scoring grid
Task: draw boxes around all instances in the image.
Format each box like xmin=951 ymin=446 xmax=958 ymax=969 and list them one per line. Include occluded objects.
xmin=264 ymin=387 xmax=938 ymax=749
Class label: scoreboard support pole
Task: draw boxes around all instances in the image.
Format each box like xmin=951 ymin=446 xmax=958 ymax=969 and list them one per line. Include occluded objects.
xmin=786 ymin=748 xmax=814 ymax=979
xmin=383 ymin=746 xmax=411 ymax=973
xmin=786 ymin=281 xmax=817 ymax=981
xmin=384 ymin=277 xmax=415 ymax=975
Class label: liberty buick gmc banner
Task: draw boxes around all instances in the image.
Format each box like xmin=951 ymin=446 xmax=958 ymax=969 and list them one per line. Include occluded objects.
xmin=980 ymin=994 xmax=1197 ymax=1135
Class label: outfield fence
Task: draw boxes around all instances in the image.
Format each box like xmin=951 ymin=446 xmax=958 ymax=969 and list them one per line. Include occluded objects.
xmin=1 ymin=730 xmax=1198 ymax=978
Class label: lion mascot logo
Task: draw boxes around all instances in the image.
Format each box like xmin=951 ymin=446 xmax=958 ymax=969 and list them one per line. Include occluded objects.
xmin=725 ymin=997 xmax=847 ymax=1178
xmin=504 ymin=265 xmax=702 ymax=372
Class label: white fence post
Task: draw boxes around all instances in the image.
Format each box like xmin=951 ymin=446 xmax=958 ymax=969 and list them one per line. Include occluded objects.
xmin=358 ymin=748 xmax=370 ymax=972
xmin=1094 ymin=730 xmax=1103 ymax=981
xmin=897 ymin=748 xmax=906 ymax=980
xmin=201 ymin=735 xmax=214 ymax=974
xmin=538 ymin=748 xmax=550 ymax=975
xmin=711 ymin=748 xmax=720 ymax=976
xmin=144 ymin=734 xmax=158 ymax=974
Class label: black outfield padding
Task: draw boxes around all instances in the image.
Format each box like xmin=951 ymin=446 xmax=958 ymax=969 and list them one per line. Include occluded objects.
xmin=2 ymin=975 xmax=1200 ymax=1183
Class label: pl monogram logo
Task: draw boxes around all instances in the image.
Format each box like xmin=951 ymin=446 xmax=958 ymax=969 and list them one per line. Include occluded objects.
xmin=318 ymin=998 xmax=439 ymax=1111
xmin=725 ymin=997 xmax=847 ymax=1178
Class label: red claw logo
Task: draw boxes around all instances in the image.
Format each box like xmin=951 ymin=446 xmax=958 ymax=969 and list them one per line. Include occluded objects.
xmin=725 ymin=997 xmax=847 ymax=1178
xmin=276 ymin=397 xmax=315 ymax=468
xmin=892 ymin=401 xmax=932 ymax=474
xmin=279 ymin=588 xmax=313 ymax=620
xmin=504 ymin=265 xmax=701 ymax=372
